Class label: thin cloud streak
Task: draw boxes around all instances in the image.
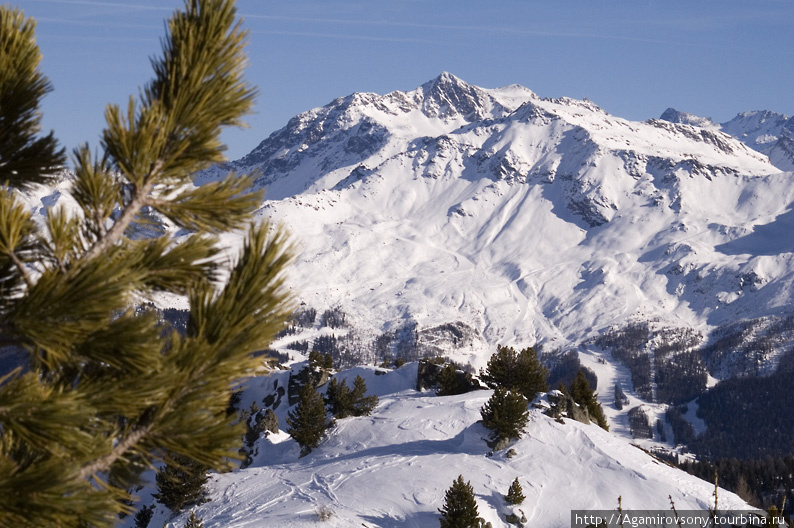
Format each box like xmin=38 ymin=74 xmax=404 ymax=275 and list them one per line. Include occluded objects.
xmin=35 ymin=17 xmax=161 ymax=31
xmin=241 ymin=13 xmax=686 ymax=47
xmin=253 ymin=29 xmax=440 ymax=46
xmin=27 ymin=0 xmax=171 ymax=11
xmin=30 ymin=3 xmax=687 ymax=47
xmin=41 ymin=34 xmax=156 ymax=43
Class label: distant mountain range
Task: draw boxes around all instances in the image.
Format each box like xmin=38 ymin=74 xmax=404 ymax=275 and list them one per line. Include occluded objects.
xmin=194 ymin=73 xmax=793 ymax=378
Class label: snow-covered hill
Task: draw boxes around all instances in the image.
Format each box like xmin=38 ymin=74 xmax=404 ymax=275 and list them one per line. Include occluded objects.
xmin=193 ymin=73 xmax=794 ymax=374
xmin=138 ymin=363 xmax=752 ymax=528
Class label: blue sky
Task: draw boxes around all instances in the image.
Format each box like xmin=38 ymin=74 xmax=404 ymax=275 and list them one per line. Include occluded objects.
xmin=18 ymin=0 xmax=794 ymax=161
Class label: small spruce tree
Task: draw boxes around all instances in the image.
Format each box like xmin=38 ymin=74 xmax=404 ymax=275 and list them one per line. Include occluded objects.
xmin=324 ymin=375 xmax=378 ymax=419
xmin=309 ymin=349 xmax=334 ymax=370
xmin=570 ymin=370 xmax=609 ymax=431
xmin=243 ymin=401 xmax=263 ymax=449
xmin=153 ymin=452 xmax=209 ymax=514
xmin=437 ymin=363 xmax=464 ymax=396
xmin=480 ymin=387 xmax=529 ymax=444
xmin=323 ymin=353 xmax=334 ymax=370
xmin=350 ymin=375 xmax=378 ymax=416
xmin=286 ymin=383 xmax=328 ymax=455
xmin=133 ymin=504 xmax=154 ymax=528
xmin=183 ymin=510 xmax=204 ymax=528
xmin=481 ymin=345 xmax=548 ymax=401
xmin=439 ymin=475 xmax=481 ymax=528
xmin=324 ymin=377 xmax=353 ymax=418
xmin=505 ymin=477 xmax=525 ymax=505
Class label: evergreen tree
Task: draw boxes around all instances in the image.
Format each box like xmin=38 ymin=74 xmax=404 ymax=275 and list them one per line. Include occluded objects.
xmin=437 ymin=363 xmax=464 ymax=396
xmin=183 ymin=510 xmax=204 ymax=528
xmin=570 ymin=370 xmax=609 ymax=431
xmin=480 ymin=387 xmax=529 ymax=444
xmin=244 ymin=402 xmax=269 ymax=449
xmin=0 ymin=2 xmax=294 ymax=526
xmin=324 ymin=377 xmax=353 ymax=418
xmin=505 ymin=477 xmax=525 ymax=505
xmin=240 ymin=403 xmax=278 ymax=469
xmin=323 ymin=352 xmax=334 ymax=370
xmin=324 ymin=375 xmax=378 ymax=419
xmin=350 ymin=375 xmax=379 ymax=417
xmin=439 ymin=475 xmax=481 ymax=528
xmin=481 ymin=345 xmax=549 ymax=401
xmin=133 ymin=504 xmax=154 ymax=528
xmin=309 ymin=350 xmax=333 ymax=370
xmin=153 ymin=452 xmax=209 ymax=513
xmin=286 ymin=383 xmax=328 ymax=455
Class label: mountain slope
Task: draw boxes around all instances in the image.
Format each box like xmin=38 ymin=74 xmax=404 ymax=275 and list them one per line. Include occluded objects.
xmin=195 ymin=74 xmax=793 ymax=369
xmin=140 ymin=365 xmax=752 ymax=528
xmin=660 ymin=108 xmax=794 ymax=171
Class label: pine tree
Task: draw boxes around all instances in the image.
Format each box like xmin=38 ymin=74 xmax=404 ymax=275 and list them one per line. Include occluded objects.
xmin=0 ymin=2 xmax=294 ymax=526
xmin=153 ymin=452 xmax=209 ymax=513
xmin=480 ymin=387 xmax=529 ymax=444
xmin=324 ymin=375 xmax=378 ymax=419
xmin=350 ymin=375 xmax=378 ymax=417
xmin=183 ymin=510 xmax=204 ymax=528
xmin=324 ymin=377 xmax=354 ymax=418
xmin=505 ymin=477 xmax=525 ymax=505
xmin=133 ymin=504 xmax=154 ymax=528
xmin=286 ymin=383 xmax=328 ymax=455
xmin=244 ymin=402 xmax=270 ymax=449
xmin=439 ymin=475 xmax=481 ymax=528
xmin=570 ymin=370 xmax=609 ymax=431
xmin=481 ymin=345 xmax=549 ymax=401
xmin=437 ymin=363 xmax=464 ymax=396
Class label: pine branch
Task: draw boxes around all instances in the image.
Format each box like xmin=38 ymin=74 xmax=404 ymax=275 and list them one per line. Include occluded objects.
xmin=7 ymin=248 xmax=32 ymax=289
xmin=0 ymin=7 xmax=65 ymax=188
xmin=77 ymin=424 xmax=152 ymax=481
xmin=83 ymin=174 xmax=156 ymax=262
xmin=0 ymin=2 xmax=288 ymax=525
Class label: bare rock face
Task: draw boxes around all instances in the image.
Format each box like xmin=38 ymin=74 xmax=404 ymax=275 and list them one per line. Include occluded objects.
xmin=545 ymin=390 xmax=590 ymax=425
xmin=416 ymin=358 xmax=484 ymax=393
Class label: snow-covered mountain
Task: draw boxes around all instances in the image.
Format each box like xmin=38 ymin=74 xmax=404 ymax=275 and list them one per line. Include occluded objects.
xmin=659 ymin=108 xmax=715 ymax=129
xmin=660 ymin=107 xmax=794 ymax=171
xmin=195 ymin=73 xmax=793 ymax=374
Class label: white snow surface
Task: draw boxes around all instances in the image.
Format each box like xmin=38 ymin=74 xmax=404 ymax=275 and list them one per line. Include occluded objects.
xmin=660 ymin=107 xmax=794 ymax=171
xmin=142 ymin=365 xmax=750 ymax=528
xmin=194 ymin=73 xmax=794 ymax=357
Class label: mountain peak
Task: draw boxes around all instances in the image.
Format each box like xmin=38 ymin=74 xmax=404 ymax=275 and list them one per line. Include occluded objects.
xmin=659 ymin=107 xmax=714 ymax=128
xmin=431 ymin=71 xmax=466 ymax=86
xmin=418 ymin=72 xmax=503 ymax=122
